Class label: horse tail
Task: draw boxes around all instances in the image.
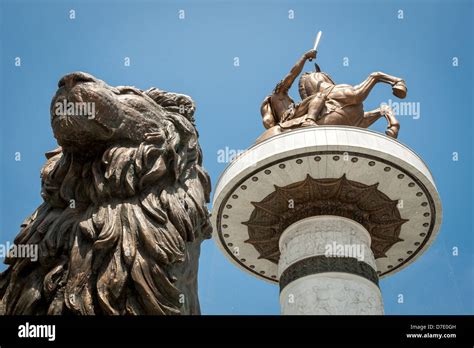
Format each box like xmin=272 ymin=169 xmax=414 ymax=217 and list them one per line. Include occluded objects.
xmin=260 ymin=96 xmax=271 ymax=118
xmin=260 ymin=96 xmax=277 ymax=128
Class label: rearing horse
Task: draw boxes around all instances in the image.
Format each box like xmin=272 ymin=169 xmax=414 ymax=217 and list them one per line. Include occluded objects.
xmin=259 ymin=49 xmax=407 ymax=143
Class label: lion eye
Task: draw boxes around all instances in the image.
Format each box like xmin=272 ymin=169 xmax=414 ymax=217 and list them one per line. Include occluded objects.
xmin=58 ymin=74 xmax=95 ymax=88
xmin=75 ymin=76 xmax=94 ymax=84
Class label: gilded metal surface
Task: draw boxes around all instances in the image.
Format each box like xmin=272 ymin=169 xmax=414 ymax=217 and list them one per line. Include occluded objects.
xmin=258 ymin=50 xmax=407 ymax=142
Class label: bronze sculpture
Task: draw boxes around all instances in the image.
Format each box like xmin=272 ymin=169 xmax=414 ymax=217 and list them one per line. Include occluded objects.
xmin=259 ymin=41 xmax=407 ymax=143
xmin=0 ymin=72 xmax=211 ymax=315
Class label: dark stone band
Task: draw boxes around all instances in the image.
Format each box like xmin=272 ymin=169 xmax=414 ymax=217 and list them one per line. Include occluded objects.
xmin=279 ymin=255 xmax=379 ymax=292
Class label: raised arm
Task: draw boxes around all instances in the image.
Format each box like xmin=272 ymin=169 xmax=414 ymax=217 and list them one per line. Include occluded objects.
xmin=280 ymin=49 xmax=317 ymax=92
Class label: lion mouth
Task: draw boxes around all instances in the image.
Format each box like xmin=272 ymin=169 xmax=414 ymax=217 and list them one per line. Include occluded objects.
xmin=51 ymin=94 xmax=115 ymax=150
xmin=52 ymin=94 xmax=96 ymax=120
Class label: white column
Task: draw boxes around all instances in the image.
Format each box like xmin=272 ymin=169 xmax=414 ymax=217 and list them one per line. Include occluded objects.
xmin=278 ymin=215 xmax=383 ymax=315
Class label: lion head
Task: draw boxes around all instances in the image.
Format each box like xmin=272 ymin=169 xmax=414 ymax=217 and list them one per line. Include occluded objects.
xmin=0 ymin=72 xmax=211 ymax=315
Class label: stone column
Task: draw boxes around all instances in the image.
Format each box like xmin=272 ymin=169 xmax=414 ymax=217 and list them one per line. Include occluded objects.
xmin=278 ymin=215 xmax=383 ymax=315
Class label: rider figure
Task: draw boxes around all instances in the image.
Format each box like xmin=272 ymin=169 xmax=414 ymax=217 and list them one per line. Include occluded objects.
xmin=260 ymin=49 xmax=329 ymax=130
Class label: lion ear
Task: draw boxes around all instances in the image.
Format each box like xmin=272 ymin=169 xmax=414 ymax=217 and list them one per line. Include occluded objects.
xmin=45 ymin=147 xmax=62 ymax=159
xmin=144 ymin=88 xmax=196 ymax=123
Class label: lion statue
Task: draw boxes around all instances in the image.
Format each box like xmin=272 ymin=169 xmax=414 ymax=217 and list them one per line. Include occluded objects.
xmin=0 ymin=72 xmax=212 ymax=315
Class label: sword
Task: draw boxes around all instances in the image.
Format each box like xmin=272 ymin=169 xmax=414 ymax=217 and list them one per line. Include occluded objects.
xmin=309 ymin=31 xmax=322 ymax=61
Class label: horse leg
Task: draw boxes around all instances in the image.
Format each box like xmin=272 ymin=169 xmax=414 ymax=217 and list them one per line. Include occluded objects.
xmin=357 ymin=108 xmax=383 ymax=128
xmin=352 ymin=72 xmax=406 ymax=103
xmin=381 ymin=105 xmax=400 ymax=138
xmin=358 ymin=106 xmax=399 ymax=138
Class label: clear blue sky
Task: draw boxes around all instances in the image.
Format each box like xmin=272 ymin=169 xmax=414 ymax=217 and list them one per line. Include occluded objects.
xmin=0 ymin=0 xmax=472 ymax=314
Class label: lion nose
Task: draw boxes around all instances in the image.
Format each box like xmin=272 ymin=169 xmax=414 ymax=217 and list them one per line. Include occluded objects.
xmin=58 ymin=72 xmax=97 ymax=90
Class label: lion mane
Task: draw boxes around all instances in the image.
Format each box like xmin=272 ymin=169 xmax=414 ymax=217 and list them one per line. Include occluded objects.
xmin=0 ymin=73 xmax=211 ymax=315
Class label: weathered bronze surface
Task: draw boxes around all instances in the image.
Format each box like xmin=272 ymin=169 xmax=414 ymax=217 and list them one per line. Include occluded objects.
xmin=258 ymin=49 xmax=407 ymax=142
xmin=0 ymin=72 xmax=211 ymax=315
xmin=243 ymin=175 xmax=407 ymax=263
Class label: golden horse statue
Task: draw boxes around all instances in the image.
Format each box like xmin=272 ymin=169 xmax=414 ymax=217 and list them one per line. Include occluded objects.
xmin=258 ymin=49 xmax=407 ymax=143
